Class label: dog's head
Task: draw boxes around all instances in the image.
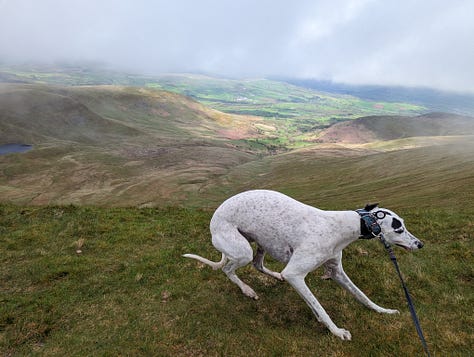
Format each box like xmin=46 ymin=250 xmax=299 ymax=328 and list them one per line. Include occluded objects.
xmin=364 ymin=203 xmax=424 ymax=251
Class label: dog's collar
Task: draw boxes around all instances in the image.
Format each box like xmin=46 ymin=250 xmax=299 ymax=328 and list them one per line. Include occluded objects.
xmin=356 ymin=209 xmax=382 ymax=239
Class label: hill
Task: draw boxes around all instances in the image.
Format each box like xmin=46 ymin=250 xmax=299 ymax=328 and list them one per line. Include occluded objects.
xmin=315 ymin=112 xmax=474 ymax=144
xmin=196 ymin=137 xmax=474 ymax=209
xmin=0 ymin=83 xmax=264 ymax=145
xmin=0 ymin=83 xmax=267 ymax=206
xmin=2 ymin=203 xmax=472 ymax=356
xmin=0 ymin=84 xmax=141 ymax=144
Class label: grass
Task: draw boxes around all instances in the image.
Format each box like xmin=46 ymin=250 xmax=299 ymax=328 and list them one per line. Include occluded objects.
xmin=1 ymin=204 xmax=472 ymax=356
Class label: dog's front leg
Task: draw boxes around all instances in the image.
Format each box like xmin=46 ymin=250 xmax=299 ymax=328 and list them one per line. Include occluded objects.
xmin=325 ymin=258 xmax=399 ymax=314
xmin=281 ymin=262 xmax=352 ymax=341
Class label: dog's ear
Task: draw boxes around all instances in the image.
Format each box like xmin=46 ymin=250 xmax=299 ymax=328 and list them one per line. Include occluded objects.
xmin=364 ymin=202 xmax=379 ymax=211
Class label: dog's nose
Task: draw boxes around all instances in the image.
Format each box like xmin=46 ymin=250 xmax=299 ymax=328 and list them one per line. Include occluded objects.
xmin=416 ymin=241 xmax=424 ymax=249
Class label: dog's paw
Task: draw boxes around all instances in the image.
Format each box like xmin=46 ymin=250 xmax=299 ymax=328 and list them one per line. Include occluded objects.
xmin=334 ymin=328 xmax=352 ymax=341
xmin=241 ymin=286 xmax=259 ymax=300
xmin=274 ymin=272 xmax=284 ymax=281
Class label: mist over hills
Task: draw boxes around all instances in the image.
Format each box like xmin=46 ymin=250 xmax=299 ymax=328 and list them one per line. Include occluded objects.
xmin=281 ymin=79 xmax=474 ymax=116
xmin=1 ymin=65 xmax=472 ymax=116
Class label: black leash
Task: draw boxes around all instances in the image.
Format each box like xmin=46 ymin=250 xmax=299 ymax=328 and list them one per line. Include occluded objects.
xmin=380 ymin=234 xmax=431 ymax=357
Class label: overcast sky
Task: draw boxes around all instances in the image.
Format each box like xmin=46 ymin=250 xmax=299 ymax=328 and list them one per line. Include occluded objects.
xmin=0 ymin=0 xmax=473 ymax=93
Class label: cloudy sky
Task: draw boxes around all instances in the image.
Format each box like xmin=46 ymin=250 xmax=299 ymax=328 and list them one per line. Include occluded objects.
xmin=0 ymin=0 xmax=473 ymax=93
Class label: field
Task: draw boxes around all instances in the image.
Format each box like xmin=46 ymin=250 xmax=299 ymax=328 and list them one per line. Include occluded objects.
xmin=1 ymin=69 xmax=474 ymax=355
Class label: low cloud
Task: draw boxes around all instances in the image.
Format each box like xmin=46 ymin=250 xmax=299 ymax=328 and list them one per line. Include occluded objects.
xmin=0 ymin=0 xmax=473 ymax=93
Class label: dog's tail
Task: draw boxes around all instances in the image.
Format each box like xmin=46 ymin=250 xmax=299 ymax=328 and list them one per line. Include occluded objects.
xmin=182 ymin=252 xmax=227 ymax=270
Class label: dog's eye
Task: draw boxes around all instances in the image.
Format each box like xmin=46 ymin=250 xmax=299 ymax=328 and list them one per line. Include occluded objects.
xmin=394 ymin=228 xmax=405 ymax=234
xmin=391 ymin=218 xmax=402 ymax=229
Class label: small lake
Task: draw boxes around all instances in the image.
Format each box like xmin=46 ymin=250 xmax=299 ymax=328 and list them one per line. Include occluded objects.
xmin=0 ymin=143 xmax=33 ymax=155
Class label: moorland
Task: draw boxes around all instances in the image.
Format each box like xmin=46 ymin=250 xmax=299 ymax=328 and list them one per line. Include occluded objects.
xmin=0 ymin=66 xmax=473 ymax=356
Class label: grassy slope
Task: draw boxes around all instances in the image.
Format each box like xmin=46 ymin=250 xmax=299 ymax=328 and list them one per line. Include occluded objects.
xmin=0 ymin=84 xmax=143 ymax=145
xmin=1 ymin=204 xmax=472 ymax=356
xmin=193 ymin=136 xmax=474 ymax=210
xmin=2 ymin=110 xmax=473 ymax=355
xmin=1 ymin=78 xmax=470 ymax=208
xmin=0 ymin=84 xmax=267 ymax=206
xmin=1 ymin=83 xmax=471 ymax=208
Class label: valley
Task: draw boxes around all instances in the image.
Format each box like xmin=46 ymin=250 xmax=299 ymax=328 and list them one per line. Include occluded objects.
xmin=0 ymin=65 xmax=429 ymax=149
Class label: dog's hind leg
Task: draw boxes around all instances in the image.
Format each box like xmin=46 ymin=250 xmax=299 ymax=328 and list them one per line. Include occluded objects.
xmin=212 ymin=226 xmax=258 ymax=300
xmin=323 ymin=254 xmax=399 ymax=314
xmin=253 ymin=245 xmax=284 ymax=281
xmin=222 ymin=259 xmax=259 ymax=300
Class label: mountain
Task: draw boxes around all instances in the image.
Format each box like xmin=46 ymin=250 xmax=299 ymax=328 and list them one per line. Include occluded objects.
xmin=0 ymin=83 xmax=265 ymax=145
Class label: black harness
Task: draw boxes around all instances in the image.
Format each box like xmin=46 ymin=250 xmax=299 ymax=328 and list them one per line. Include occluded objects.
xmin=356 ymin=208 xmax=386 ymax=239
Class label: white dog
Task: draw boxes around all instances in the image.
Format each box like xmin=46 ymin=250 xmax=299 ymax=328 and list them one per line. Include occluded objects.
xmin=184 ymin=190 xmax=424 ymax=340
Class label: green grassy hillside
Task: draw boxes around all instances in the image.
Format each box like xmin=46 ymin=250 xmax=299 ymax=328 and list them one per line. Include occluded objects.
xmin=147 ymin=74 xmax=425 ymax=122
xmin=194 ymin=136 xmax=474 ymax=210
xmin=1 ymin=203 xmax=472 ymax=356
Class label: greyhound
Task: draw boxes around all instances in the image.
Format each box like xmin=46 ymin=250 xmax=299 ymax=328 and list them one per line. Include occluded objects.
xmin=183 ymin=190 xmax=424 ymax=340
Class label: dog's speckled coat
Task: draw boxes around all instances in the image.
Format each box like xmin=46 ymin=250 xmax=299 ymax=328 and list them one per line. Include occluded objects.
xmin=184 ymin=190 xmax=423 ymax=340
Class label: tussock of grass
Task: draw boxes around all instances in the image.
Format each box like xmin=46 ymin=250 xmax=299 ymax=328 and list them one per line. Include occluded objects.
xmin=1 ymin=204 xmax=472 ymax=355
